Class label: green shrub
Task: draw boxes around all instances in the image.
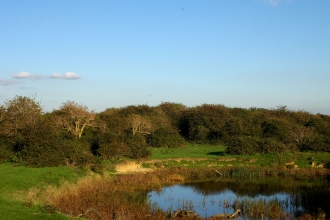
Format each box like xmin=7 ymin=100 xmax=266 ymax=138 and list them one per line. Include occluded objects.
xmin=300 ymin=135 xmax=330 ymax=152
xmin=178 ymin=104 xmax=229 ymax=142
xmin=0 ymin=138 xmax=15 ymax=163
xmin=148 ymin=128 xmax=186 ymax=148
xmin=226 ymin=137 xmax=289 ymax=155
xmin=68 ymin=148 xmax=98 ymax=168
xmin=97 ymin=142 xmax=131 ymax=159
xmin=191 ymin=125 xmax=210 ymax=142
xmin=305 ymin=116 xmax=330 ymax=136
xmin=207 ymin=130 xmax=224 ymax=144
xmin=262 ymin=118 xmax=291 ymax=141
xmin=225 ymin=136 xmax=259 ymax=155
xmin=124 ymin=133 xmax=151 ymax=159
xmin=157 ymin=102 xmax=186 ymax=127
xmin=21 ymin=143 xmax=67 ymax=167
xmin=21 ymin=139 xmax=98 ymax=168
xmin=258 ymin=138 xmax=286 ymax=154
xmin=128 ymin=143 xmax=151 ymax=159
xmin=217 ymin=118 xmax=243 ymax=143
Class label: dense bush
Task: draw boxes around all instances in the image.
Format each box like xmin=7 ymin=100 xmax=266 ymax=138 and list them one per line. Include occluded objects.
xmin=262 ymin=118 xmax=291 ymax=141
xmin=225 ymin=136 xmax=259 ymax=155
xmin=0 ymin=138 xmax=15 ymax=163
xmin=179 ymin=104 xmax=229 ymax=142
xmin=21 ymin=142 xmax=67 ymax=167
xmin=225 ymin=136 xmax=287 ymax=155
xmin=218 ymin=118 xmax=243 ymax=143
xmin=305 ymin=115 xmax=330 ymax=136
xmin=117 ymin=104 xmax=158 ymax=117
xmin=124 ymin=133 xmax=151 ymax=158
xmin=148 ymin=127 xmax=186 ymax=148
xmin=1 ymin=95 xmax=330 ymax=165
xmin=300 ymin=135 xmax=330 ymax=152
xmin=258 ymin=138 xmax=287 ymax=154
xmin=128 ymin=142 xmax=151 ymax=159
xmin=21 ymin=139 xmax=98 ymax=167
xmin=157 ymin=102 xmax=186 ymax=127
xmin=97 ymin=142 xmax=131 ymax=159
xmin=95 ymin=129 xmax=151 ymax=159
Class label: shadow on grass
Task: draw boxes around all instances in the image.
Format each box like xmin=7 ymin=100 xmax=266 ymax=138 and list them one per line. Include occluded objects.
xmin=207 ymin=151 xmax=225 ymax=156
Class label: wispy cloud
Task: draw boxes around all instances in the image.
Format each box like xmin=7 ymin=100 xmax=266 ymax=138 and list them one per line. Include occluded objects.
xmin=9 ymin=71 xmax=81 ymax=82
xmin=0 ymin=79 xmax=16 ymax=86
xmin=0 ymin=79 xmax=15 ymax=86
xmin=12 ymin=71 xmax=43 ymax=79
xmin=50 ymin=72 xmax=81 ymax=80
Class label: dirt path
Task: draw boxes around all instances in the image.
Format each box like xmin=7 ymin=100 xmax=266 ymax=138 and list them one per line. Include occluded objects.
xmin=115 ymin=158 xmax=224 ymax=174
xmin=115 ymin=161 xmax=154 ymax=174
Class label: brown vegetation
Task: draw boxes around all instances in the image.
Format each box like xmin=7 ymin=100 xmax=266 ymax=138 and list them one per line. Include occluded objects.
xmin=26 ymin=167 xmax=330 ymax=220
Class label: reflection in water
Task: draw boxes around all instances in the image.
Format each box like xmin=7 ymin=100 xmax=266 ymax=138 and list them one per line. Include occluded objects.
xmin=148 ymin=179 xmax=330 ymax=218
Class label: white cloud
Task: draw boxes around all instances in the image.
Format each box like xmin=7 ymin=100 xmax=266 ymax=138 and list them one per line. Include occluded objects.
xmin=50 ymin=72 xmax=81 ymax=80
xmin=12 ymin=71 xmax=43 ymax=79
xmin=0 ymin=79 xmax=16 ymax=86
xmin=10 ymin=71 xmax=81 ymax=81
xmin=12 ymin=71 xmax=32 ymax=78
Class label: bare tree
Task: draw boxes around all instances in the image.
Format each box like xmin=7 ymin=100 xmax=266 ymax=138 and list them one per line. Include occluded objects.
xmin=129 ymin=114 xmax=151 ymax=135
xmin=0 ymin=96 xmax=42 ymax=139
xmin=54 ymin=101 xmax=96 ymax=139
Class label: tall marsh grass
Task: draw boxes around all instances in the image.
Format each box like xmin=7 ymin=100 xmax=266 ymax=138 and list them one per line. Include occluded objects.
xmin=234 ymin=198 xmax=294 ymax=219
xmin=28 ymin=167 xmax=329 ymax=220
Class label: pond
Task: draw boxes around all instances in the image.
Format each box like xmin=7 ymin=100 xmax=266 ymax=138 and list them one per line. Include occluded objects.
xmin=148 ymin=179 xmax=330 ymax=219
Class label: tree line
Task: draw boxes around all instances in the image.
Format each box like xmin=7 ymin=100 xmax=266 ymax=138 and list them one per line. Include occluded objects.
xmin=0 ymin=96 xmax=329 ymax=168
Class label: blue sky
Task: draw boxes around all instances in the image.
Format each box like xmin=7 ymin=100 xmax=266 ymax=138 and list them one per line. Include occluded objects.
xmin=1 ymin=0 xmax=329 ymax=114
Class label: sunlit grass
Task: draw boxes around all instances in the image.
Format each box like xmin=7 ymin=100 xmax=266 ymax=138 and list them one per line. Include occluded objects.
xmin=148 ymin=144 xmax=225 ymax=160
xmin=0 ymin=163 xmax=85 ymax=220
xmin=147 ymin=144 xmax=330 ymax=170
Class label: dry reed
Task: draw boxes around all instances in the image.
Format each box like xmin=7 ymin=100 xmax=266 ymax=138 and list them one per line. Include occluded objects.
xmin=26 ymin=167 xmax=329 ymax=220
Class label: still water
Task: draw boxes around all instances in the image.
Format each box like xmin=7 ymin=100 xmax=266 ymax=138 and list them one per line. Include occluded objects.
xmin=148 ymin=179 xmax=330 ymax=218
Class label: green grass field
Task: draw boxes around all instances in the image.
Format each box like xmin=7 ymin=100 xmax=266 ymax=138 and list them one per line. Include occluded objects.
xmin=0 ymin=164 xmax=85 ymax=220
xmin=148 ymin=144 xmax=226 ymax=159
xmin=147 ymin=144 xmax=330 ymax=169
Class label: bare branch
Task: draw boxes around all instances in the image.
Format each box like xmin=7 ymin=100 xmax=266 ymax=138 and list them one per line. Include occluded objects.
xmin=54 ymin=101 xmax=96 ymax=139
xmin=129 ymin=114 xmax=151 ymax=135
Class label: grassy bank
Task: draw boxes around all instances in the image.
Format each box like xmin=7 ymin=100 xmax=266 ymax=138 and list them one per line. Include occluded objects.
xmin=1 ymin=145 xmax=330 ymax=219
xmin=0 ymin=164 xmax=85 ymax=220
